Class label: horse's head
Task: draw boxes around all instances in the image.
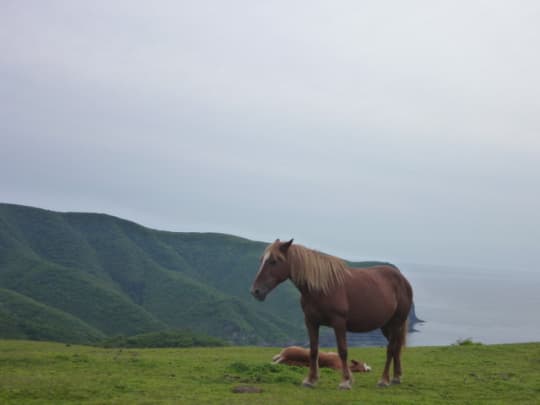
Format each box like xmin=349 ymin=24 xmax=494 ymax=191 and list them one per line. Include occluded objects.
xmin=250 ymin=238 xmax=293 ymax=301
xmin=349 ymin=359 xmax=371 ymax=372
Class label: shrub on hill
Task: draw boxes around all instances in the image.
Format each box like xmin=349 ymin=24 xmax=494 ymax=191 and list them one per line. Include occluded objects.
xmin=99 ymin=330 xmax=228 ymax=348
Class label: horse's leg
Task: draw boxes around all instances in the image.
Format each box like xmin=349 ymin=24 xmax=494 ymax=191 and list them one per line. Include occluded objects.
xmin=333 ymin=321 xmax=353 ymax=390
xmin=391 ymin=320 xmax=407 ymax=384
xmin=303 ymin=319 xmax=320 ymax=388
xmin=391 ymin=341 xmax=403 ymax=384
xmin=378 ymin=326 xmax=393 ymax=387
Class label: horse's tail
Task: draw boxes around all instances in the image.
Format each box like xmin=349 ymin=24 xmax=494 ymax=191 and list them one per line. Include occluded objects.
xmin=399 ymin=318 xmax=408 ymax=349
xmin=399 ymin=272 xmax=413 ymax=350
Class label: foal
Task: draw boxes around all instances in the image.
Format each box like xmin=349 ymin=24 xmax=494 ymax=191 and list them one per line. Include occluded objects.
xmin=272 ymin=346 xmax=371 ymax=372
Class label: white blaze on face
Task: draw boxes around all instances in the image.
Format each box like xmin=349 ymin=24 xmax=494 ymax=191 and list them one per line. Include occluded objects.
xmin=257 ymin=251 xmax=271 ymax=276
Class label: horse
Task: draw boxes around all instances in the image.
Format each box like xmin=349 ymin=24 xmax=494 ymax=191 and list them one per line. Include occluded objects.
xmin=250 ymin=239 xmax=413 ymax=390
xmin=272 ymin=346 xmax=371 ymax=372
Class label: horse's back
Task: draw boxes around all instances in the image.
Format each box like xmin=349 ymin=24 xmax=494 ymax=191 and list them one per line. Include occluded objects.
xmin=351 ymin=264 xmax=412 ymax=303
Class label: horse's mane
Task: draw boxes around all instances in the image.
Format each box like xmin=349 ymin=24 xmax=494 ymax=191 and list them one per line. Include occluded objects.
xmin=266 ymin=242 xmax=350 ymax=294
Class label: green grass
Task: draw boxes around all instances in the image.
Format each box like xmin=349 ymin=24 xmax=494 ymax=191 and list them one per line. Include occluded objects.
xmin=1 ymin=340 xmax=539 ymax=404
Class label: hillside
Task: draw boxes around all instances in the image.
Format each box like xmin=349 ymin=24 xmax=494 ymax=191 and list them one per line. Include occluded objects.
xmin=0 ymin=203 xmax=420 ymax=345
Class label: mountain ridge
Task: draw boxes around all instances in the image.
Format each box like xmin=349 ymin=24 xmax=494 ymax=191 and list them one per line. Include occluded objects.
xmin=0 ymin=202 xmax=421 ymax=346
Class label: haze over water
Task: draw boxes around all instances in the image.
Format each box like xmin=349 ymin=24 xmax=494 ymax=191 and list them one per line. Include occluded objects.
xmin=402 ymin=263 xmax=540 ymax=346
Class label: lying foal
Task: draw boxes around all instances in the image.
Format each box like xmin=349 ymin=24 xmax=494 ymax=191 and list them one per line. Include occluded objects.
xmin=272 ymin=346 xmax=371 ymax=372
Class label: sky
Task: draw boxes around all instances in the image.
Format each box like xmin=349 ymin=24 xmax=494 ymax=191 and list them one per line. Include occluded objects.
xmin=1 ymin=1 xmax=539 ymax=269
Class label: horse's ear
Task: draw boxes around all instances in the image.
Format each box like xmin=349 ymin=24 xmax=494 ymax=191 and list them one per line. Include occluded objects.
xmin=280 ymin=238 xmax=294 ymax=253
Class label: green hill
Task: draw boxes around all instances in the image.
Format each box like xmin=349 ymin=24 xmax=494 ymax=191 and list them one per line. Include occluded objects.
xmin=0 ymin=203 xmax=307 ymax=345
xmin=0 ymin=288 xmax=104 ymax=343
xmin=0 ymin=203 xmax=419 ymax=346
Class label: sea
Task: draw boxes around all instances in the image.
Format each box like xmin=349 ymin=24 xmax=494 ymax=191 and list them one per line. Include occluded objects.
xmin=400 ymin=262 xmax=540 ymax=347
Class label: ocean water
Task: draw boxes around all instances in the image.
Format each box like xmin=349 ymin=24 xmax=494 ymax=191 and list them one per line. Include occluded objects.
xmin=400 ymin=263 xmax=540 ymax=346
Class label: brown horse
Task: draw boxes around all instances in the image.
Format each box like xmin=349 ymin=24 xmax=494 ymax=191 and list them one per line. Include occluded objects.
xmin=272 ymin=346 xmax=371 ymax=372
xmin=250 ymin=239 xmax=413 ymax=390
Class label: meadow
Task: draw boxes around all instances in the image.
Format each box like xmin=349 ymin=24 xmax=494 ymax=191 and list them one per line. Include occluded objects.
xmin=1 ymin=340 xmax=539 ymax=404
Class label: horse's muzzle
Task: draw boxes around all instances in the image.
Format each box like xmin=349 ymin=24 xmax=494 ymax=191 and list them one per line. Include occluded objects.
xmin=250 ymin=287 xmax=266 ymax=301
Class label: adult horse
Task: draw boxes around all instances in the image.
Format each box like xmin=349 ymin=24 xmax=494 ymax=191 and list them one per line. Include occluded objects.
xmin=250 ymin=239 xmax=413 ymax=390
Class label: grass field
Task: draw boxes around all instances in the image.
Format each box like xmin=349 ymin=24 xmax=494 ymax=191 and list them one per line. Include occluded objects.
xmin=1 ymin=340 xmax=539 ymax=404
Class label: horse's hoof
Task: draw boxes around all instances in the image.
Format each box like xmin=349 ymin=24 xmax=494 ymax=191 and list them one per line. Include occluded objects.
xmin=377 ymin=379 xmax=390 ymax=388
xmin=302 ymin=378 xmax=316 ymax=388
xmin=391 ymin=377 xmax=401 ymax=385
xmin=339 ymin=380 xmax=352 ymax=390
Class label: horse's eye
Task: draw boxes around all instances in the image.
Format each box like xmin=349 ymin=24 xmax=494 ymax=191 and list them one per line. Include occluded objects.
xmin=268 ymin=259 xmax=277 ymax=265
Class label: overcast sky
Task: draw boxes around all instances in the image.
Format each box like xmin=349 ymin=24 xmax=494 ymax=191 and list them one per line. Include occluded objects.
xmin=1 ymin=1 xmax=539 ymax=269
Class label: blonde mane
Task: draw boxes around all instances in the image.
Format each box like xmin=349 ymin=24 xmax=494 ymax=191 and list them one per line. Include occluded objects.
xmin=266 ymin=242 xmax=350 ymax=294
